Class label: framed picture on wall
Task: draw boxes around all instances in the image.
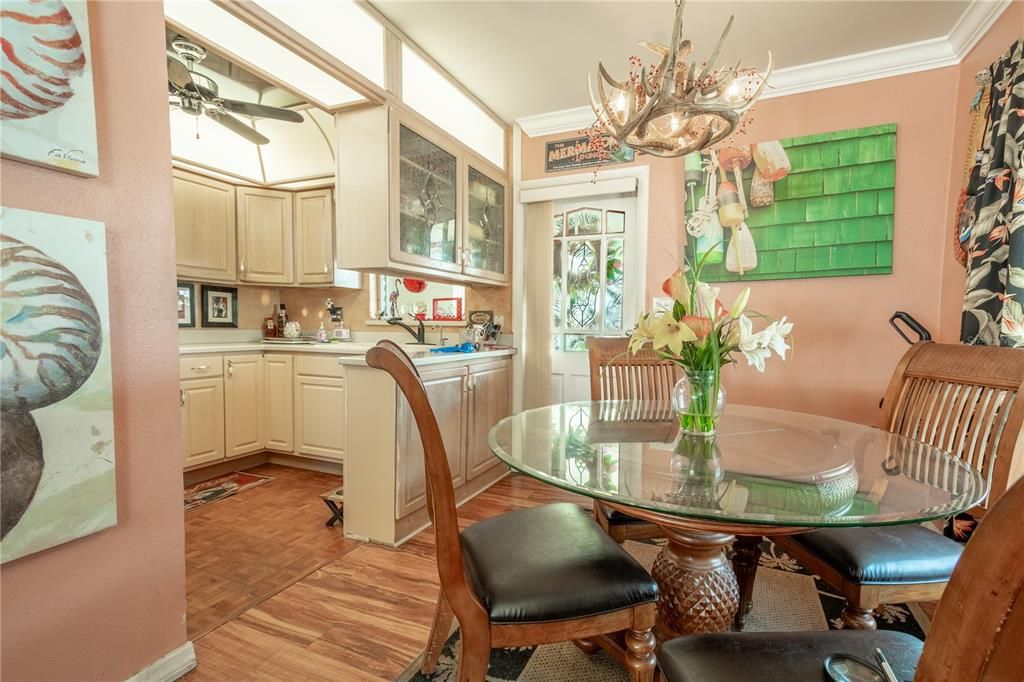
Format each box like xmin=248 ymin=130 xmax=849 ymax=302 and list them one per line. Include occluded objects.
xmin=432 ymin=297 xmax=463 ymax=321
xmin=201 ymin=285 xmax=238 ymax=328
xmin=177 ymin=282 xmax=195 ymax=328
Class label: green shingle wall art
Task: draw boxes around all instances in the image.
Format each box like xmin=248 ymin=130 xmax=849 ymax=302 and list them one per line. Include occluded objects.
xmin=684 ymin=123 xmax=896 ymax=282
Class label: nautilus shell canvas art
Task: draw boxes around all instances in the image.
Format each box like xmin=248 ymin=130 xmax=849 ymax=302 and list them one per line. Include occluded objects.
xmin=0 ymin=0 xmax=99 ymax=176
xmin=0 ymin=207 xmax=116 ymax=563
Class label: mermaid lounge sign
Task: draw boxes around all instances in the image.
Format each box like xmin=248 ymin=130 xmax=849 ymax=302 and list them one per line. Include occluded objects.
xmin=0 ymin=206 xmax=116 ymax=563
xmin=545 ymin=135 xmax=635 ymax=172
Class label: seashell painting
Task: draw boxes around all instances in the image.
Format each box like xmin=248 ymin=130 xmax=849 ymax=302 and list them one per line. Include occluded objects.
xmin=0 ymin=206 xmax=116 ymax=563
xmin=0 ymin=0 xmax=98 ymax=176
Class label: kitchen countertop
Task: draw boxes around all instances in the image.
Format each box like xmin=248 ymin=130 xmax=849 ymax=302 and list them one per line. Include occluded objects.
xmin=179 ymin=341 xmax=516 ymax=367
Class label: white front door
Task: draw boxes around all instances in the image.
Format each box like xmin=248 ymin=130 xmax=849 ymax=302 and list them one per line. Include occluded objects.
xmin=550 ymin=193 xmax=640 ymax=403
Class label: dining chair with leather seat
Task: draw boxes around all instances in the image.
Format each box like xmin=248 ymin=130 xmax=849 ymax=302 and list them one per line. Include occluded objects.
xmin=657 ymin=475 xmax=1024 ymax=682
xmin=365 ymin=340 xmax=660 ymax=682
xmin=587 ymin=337 xmax=678 ymax=543
xmin=762 ymin=341 xmax=1024 ymax=629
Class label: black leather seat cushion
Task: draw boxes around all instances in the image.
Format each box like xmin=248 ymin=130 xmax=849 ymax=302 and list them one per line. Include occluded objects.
xmin=460 ymin=503 xmax=659 ymax=623
xmin=792 ymin=524 xmax=963 ymax=584
xmin=657 ymin=630 xmax=922 ymax=682
xmin=597 ymin=502 xmax=653 ymax=526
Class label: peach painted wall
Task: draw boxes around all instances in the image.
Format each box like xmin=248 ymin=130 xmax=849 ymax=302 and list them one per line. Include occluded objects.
xmin=0 ymin=2 xmax=188 ymax=680
xmin=524 ymin=67 xmax=971 ymax=424
xmin=939 ymin=3 xmax=1024 ymax=342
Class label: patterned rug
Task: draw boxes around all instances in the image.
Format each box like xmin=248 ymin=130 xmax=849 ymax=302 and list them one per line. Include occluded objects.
xmin=399 ymin=538 xmax=927 ymax=681
xmin=183 ymin=471 xmax=272 ymax=511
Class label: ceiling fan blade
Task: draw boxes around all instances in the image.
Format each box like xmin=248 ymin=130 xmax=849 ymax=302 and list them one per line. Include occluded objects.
xmin=218 ymin=99 xmax=304 ymax=123
xmin=167 ymin=56 xmax=194 ymax=92
xmin=207 ymin=110 xmax=270 ymax=145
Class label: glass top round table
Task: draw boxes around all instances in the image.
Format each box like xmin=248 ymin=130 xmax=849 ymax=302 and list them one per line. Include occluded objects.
xmin=488 ymin=401 xmax=988 ymax=638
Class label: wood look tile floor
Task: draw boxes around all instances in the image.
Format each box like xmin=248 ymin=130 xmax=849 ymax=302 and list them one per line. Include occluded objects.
xmin=185 ymin=467 xmax=583 ymax=680
xmin=185 ymin=464 xmax=359 ymax=639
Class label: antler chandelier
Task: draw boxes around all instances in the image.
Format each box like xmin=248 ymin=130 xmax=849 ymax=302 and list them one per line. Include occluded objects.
xmin=588 ymin=0 xmax=772 ymax=158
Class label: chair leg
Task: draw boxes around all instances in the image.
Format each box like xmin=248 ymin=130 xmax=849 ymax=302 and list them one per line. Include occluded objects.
xmin=841 ymin=604 xmax=879 ymax=630
xmin=457 ymin=625 xmax=491 ymax=682
xmin=624 ymin=626 xmax=657 ymax=682
xmin=421 ymin=592 xmax=455 ymax=674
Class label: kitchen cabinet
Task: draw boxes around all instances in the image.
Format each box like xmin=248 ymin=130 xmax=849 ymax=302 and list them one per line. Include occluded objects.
xmin=294 ymin=356 xmax=346 ymax=461
xmin=264 ymin=354 xmax=294 ymax=453
xmin=335 ymin=106 xmax=509 ymax=285
xmin=294 ymin=189 xmax=334 ymax=285
xmin=463 ymin=162 xmax=508 ymax=281
xmin=396 ymin=367 xmax=467 ymax=518
xmin=236 ymin=187 xmax=294 ymax=284
xmin=224 ymin=354 xmax=264 ymax=458
xmin=180 ymin=377 xmax=226 ymax=469
xmin=465 ymin=361 xmax=511 ymax=480
xmin=173 ymin=169 xmax=237 ymax=282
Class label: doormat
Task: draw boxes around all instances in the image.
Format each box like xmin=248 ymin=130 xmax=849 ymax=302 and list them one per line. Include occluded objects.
xmin=184 ymin=471 xmax=272 ymax=511
xmin=399 ymin=538 xmax=927 ymax=681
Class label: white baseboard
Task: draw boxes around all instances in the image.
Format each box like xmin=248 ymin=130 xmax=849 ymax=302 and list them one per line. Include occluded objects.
xmin=125 ymin=641 xmax=196 ymax=682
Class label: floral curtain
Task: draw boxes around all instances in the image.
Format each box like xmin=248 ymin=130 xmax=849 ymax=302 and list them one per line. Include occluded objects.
xmin=960 ymin=38 xmax=1024 ymax=347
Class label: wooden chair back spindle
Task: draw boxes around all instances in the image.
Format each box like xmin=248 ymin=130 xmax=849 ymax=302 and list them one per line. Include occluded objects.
xmin=878 ymin=342 xmax=1024 ymax=511
xmin=587 ymin=337 xmax=681 ymax=402
xmin=915 ymin=479 xmax=1024 ymax=680
xmin=365 ymin=341 xmax=479 ymax=611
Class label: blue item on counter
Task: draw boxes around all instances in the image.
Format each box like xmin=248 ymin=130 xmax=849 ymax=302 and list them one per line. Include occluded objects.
xmin=429 ymin=342 xmax=477 ymax=354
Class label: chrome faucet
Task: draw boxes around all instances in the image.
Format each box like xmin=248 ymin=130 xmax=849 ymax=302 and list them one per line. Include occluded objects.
xmin=387 ymin=315 xmax=427 ymax=344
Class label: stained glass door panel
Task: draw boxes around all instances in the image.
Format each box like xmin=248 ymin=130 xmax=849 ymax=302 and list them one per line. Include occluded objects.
xmin=550 ymin=193 xmax=638 ymax=403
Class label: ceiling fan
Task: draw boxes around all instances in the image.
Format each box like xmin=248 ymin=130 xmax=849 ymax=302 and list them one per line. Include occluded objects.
xmin=167 ymin=37 xmax=303 ymax=146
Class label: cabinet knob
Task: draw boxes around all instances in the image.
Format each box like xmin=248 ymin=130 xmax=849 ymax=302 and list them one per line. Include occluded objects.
xmin=323 ymin=263 xmax=329 ymax=273
xmin=180 ymin=389 xmax=185 ymax=406
xmin=227 ymin=360 xmax=233 ymax=378
xmin=239 ymin=259 xmax=246 ymax=273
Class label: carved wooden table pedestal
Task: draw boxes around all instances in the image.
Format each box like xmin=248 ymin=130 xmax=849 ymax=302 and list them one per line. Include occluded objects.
xmin=608 ymin=502 xmax=812 ymax=639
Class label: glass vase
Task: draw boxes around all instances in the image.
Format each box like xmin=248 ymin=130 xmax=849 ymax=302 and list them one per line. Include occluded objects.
xmin=671 ymin=371 xmax=726 ymax=436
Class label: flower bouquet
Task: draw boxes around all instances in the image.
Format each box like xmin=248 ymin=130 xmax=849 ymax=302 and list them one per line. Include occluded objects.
xmin=628 ymin=257 xmax=793 ymax=435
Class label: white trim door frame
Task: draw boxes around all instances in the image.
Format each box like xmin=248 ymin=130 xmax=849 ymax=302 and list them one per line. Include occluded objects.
xmin=512 ymin=156 xmax=649 ymax=411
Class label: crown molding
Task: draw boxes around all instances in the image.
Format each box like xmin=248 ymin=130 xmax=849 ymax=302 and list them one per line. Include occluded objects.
xmin=517 ymin=0 xmax=1011 ymax=138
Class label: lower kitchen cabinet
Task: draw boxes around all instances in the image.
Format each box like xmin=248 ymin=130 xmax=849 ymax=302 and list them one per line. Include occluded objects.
xmin=294 ymin=374 xmax=346 ymax=461
xmin=264 ymin=354 xmax=294 ymax=452
xmin=180 ymin=377 xmax=226 ymax=468
xmin=396 ymin=367 xmax=467 ymax=518
xmin=224 ymin=354 xmax=264 ymax=458
xmin=466 ymin=361 xmax=511 ymax=480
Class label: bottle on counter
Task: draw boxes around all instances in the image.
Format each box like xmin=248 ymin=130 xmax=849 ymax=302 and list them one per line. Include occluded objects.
xmin=277 ymin=304 xmax=288 ymax=336
xmin=316 ymin=322 xmax=328 ymax=343
xmin=262 ymin=316 xmax=277 ymax=339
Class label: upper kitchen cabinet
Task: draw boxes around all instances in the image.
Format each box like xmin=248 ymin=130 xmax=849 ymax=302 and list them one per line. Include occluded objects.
xmin=464 ymin=161 xmax=508 ymax=281
xmin=173 ymin=169 xmax=237 ymax=283
xmin=336 ymin=106 xmax=509 ymax=285
xmin=236 ymin=187 xmax=294 ymax=284
xmin=294 ymin=189 xmax=334 ymax=285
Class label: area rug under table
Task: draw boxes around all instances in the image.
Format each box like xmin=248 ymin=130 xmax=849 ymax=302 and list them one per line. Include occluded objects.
xmin=183 ymin=471 xmax=272 ymax=511
xmin=400 ymin=539 xmax=927 ymax=681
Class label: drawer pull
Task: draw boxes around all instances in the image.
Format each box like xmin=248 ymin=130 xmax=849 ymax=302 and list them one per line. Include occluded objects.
xmin=191 ymin=364 xmax=211 ymax=371
xmin=180 ymin=389 xmax=185 ymax=406
xmin=227 ymin=360 xmax=234 ymax=378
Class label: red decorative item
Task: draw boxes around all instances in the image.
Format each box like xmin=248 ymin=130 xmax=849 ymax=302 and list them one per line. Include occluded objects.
xmin=432 ymin=298 xmax=463 ymax=321
xmin=402 ymin=278 xmax=427 ymax=293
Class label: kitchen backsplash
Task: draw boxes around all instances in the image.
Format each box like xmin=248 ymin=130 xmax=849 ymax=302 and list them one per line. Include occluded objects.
xmin=178 ymin=277 xmax=512 ymax=337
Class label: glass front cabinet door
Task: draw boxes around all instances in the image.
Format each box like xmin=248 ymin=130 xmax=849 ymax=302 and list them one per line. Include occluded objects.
xmin=464 ymin=161 xmax=508 ymax=281
xmin=388 ymin=109 xmax=509 ymax=284
xmin=391 ymin=119 xmax=461 ymax=274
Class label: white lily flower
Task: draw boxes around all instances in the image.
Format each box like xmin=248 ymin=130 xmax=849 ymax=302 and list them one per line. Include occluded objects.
xmin=762 ymin=316 xmax=793 ymax=359
xmin=695 ymin=283 xmax=721 ymax=319
xmin=743 ymin=346 xmax=771 ymax=372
